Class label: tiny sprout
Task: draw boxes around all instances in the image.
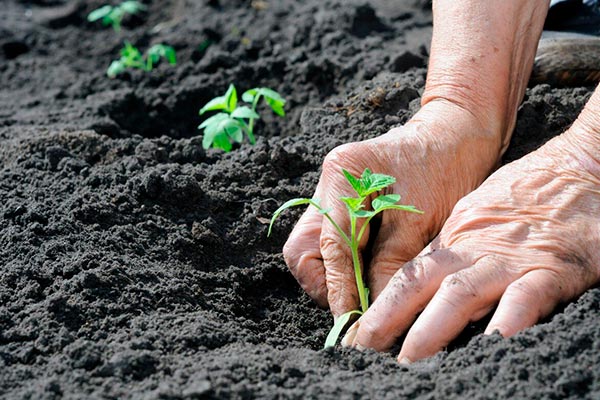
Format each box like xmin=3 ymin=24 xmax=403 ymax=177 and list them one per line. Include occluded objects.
xmin=198 ymin=84 xmax=286 ymax=152
xmin=107 ymin=42 xmax=176 ymax=78
xmin=87 ymin=1 xmax=147 ymax=32
xmin=269 ymin=168 xmax=423 ymax=348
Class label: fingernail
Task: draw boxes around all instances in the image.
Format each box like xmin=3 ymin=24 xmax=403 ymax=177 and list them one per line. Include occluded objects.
xmin=398 ymin=356 xmax=412 ymax=365
xmin=355 ymin=342 xmax=366 ymax=351
xmin=341 ymin=321 xmax=359 ymax=347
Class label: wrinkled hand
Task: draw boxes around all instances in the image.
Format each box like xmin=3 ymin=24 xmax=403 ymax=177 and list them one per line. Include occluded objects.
xmin=283 ymin=101 xmax=502 ymax=317
xmin=343 ymin=130 xmax=600 ymax=362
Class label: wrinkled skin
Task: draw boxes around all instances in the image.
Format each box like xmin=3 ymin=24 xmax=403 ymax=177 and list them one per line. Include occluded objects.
xmin=284 ymin=99 xmax=502 ymax=317
xmin=342 ymin=126 xmax=600 ymax=361
xmin=282 ymin=0 xmax=600 ymax=362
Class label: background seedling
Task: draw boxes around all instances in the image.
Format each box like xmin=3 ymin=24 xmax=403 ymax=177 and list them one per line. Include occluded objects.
xmin=199 ymin=84 xmax=285 ymax=152
xmin=88 ymin=1 xmax=147 ymax=32
xmin=269 ymin=168 xmax=423 ymax=348
xmin=107 ymin=42 xmax=176 ymax=77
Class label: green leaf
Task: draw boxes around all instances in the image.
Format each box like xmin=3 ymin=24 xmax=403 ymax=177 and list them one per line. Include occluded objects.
xmin=343 ymin=168 xmax=397 ymax=197
xmin=341 ymin=196 xmax=364 ymax=212
xmin=241 ymin=89 xmax=257 ymax=103
xmin=162 ymin=46 xmax=177 ymax=64
xmin=372 ymin=194 xmax=401 ymax=211
xmin=229 ymin=127 xmax=244 ymax=143
xmin=353 ymin=210 xmax=376 ymax=218
xmin=242 ymin=87 xmax=286 ymax=115
xmin=256 ymin=87 xmax=285 ymax=102
xmin=361 ymin=169 xmax=396 ymax=196
xmin=147 ymin=45 xmax=162 ymax=58
xmin=266 ymin=97 xmax=285 ymax=116
xmin=203 ymin=124 xmax=224 ymax=150
xmin=147 ymin=52 xmax=160 ymax=69
xmin=120 ymin=0 xmax=147 ymax=13
xmin=268 ymin=198 xmax=315 ymax=237
xmin=222 ymin=120 xmax=244 ymax=143
xmin=200 ymin=96 xmax=228 ymax=114
xmin=213 ymin=133 xmax=232 ymax=152
xmin=225 ymin=84 xmax=237 ymax=112
xmin=324 ymin=310 xmax=363 ymax=348
xmin=200 ymin=114 xmax=243 ymax=151
xmin=88 ymin=5 xmax=113 ymax=22
xmin=107 ymin=60 xmax=126 ymax=77
xmin=148 ymin=44 xmax=177 ymax=65
xmin=202 ymin=130 xmax=216 ymax=149
xmin=201 ymin=123 xmax=220 ymax=149
xmin=202 ymin=116 xmax=245 ymax=149
xmin=198 ymin=112 xmax=229 ymax=129
xmin=121 ymin=42 xmax=141 ymax=58
xmin=373 ymin=204 xmax=424 ymax=214
xmin=342 ymin=169 xmax=363 ymax=195
xmin=231 ymin=106 xmax=260 ymax=120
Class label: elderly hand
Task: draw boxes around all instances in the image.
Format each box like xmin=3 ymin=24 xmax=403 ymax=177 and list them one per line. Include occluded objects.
xmin=342 ymin=116 xmax=600 ymax=362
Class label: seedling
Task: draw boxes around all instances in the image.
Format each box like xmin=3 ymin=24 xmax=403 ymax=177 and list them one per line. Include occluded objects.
xmin=268 ymin=168 xmax=423 ymax=348
xmin=198 ymin=84 xmax=285 ymax=152
xmin=88 ymin=1 xmax=146 ymax=32
xmin=107 ymin=42 xmax=176 ymax=77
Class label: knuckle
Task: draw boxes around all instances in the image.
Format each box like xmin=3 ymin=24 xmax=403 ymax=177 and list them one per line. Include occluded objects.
xmin=282 ymin=240 xmax=296 ymax=265
xmin=390 ymin=258 xmax=428 ymax=293
xmin=282 ymin=239 xmax=303 ymax=272
xmin=439 ymin=271 xmax=480 ymax=303
xmin=322 ymin=143 xmax=363 ymax=173
xmin=326 ymin=278 xmax=358 ymax=310
xmin=357 ymin=318 xmax=387 ymax=345
xmin=320 ymin=233 xmax=345 ymax=256
xmin=505 ymin=279 xmax=540 ymax=300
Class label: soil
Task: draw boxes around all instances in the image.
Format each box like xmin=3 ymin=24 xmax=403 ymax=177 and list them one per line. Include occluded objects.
xmin=1 ymin=0 xmax=599 ymax=399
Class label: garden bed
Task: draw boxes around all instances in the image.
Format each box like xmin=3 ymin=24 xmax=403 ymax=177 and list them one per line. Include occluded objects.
xmin=1 ymin=0 xmax=599 ymax=398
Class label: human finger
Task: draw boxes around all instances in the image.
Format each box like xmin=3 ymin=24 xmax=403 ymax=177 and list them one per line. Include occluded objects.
xmin=397 ymin=256 xmax=516 ymax=362
xmin=283 ymin=205 xmax=328 ymax=307
xmin=484 ymin=269 xmax=574 ymax=337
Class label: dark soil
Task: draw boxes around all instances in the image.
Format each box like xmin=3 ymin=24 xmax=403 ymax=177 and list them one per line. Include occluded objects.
xmin=1 ymin=0 xmax=599 ymax=399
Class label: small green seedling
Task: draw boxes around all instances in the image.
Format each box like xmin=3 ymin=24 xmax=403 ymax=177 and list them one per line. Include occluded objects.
xmin=107 ymin=42 xmax=176 ymax=77
xmin=88 ymin=1 xmax=146 ymax=32
xmin=269 ymin=168 xmax=423 ymax=348
xmin=198 ymin=84 xmax=285 ymax=152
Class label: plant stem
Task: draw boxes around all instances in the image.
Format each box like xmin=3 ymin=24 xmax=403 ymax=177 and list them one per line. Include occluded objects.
xmin=247 ymin=94 xmax=261 ymax=142
xmin=350 ymin=216 xmax=368 ymax=313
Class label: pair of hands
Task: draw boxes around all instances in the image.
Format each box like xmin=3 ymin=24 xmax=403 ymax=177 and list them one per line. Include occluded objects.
xmin=283 ymin=100 xmax=600 ymax=362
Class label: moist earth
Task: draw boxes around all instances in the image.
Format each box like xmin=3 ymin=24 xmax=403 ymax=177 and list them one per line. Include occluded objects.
xmin=0 ymin=0 xmax=599 ymax=399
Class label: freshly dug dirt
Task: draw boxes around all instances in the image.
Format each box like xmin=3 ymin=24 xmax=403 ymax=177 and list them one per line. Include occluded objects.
xmin=1 ymin=0 xmax=598 ymax=399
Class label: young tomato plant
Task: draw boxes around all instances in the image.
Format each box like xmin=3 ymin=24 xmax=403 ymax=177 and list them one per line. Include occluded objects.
xmin=198 ymin=84 xmax=285 ymax=152
xmin=268 ymin=168 xmax=423 ymax=348
xmin=87 ymin=1 xmax=146 ymax=32
xmin=107 ymin=42 xmax=176 ymax=77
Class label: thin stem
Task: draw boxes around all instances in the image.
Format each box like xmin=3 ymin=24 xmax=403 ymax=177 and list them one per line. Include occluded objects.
xmin=237 ymin=119 xmax=255 ymax=144
xmin=248 ymin=94 xmax=261 ymax=137
xmin=356 ymin=215 xmax=375 ymax=246
xmin=350 ymin=215 xmax=368 ymax=313
xmin=311 ymin=202 xmax=351 ymax=247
